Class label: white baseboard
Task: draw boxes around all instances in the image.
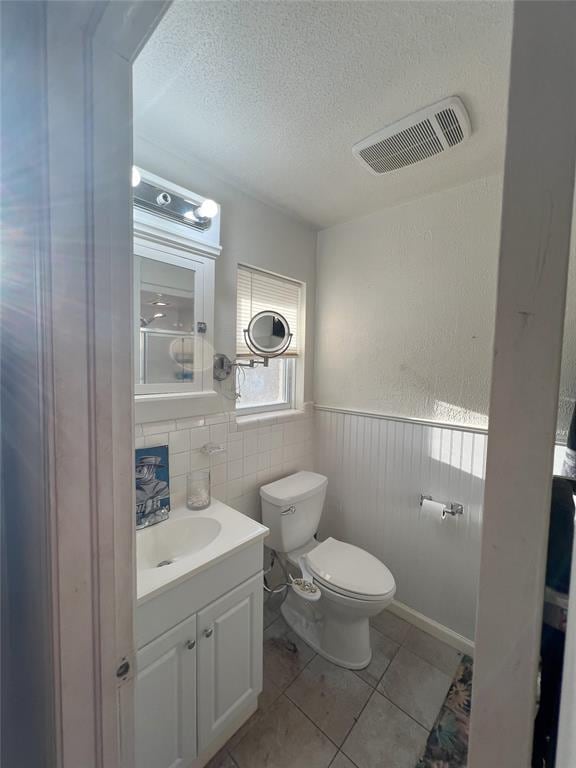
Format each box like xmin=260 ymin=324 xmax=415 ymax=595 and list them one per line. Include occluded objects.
xmin=388 ymin=599 xmax=475 ymax=657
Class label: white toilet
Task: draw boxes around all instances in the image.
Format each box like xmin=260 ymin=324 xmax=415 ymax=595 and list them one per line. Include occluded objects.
xmin=260 ymin=471 xmax=396 ymax=669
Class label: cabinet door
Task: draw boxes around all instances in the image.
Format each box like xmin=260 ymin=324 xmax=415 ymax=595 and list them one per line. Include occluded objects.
xmin=135 ymin=615 xmax=197 ymax=768
xmin=197 ymin=574 xmax=263 ymax=752
xmin=134 ymin=243 xmax=212 ymax=396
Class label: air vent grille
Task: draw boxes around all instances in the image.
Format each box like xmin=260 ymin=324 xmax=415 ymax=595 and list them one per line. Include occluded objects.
xmin=435 ymin=107 xmax=465 ymax=147
xmin=359 ymin=119 xmax=443 ymax=174
xmin=353 ymin=96 xmax=471 ymax=175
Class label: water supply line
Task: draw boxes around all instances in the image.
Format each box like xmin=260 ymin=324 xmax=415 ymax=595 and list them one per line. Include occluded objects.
xmin=263 ymin=549 xmax=293 ymax=597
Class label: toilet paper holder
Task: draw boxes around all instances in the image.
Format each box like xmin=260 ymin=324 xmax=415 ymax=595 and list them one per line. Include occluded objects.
xmin=420 ymin=494 xmax=464 ymax=519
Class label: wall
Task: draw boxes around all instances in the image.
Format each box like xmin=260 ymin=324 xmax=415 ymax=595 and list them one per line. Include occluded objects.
xmin=311 ymin=173 xmax=576 ymax=639
xmin=314 ymin=170 xmax=576 ymax=437
xmin=313 ymin=175 xmax=498 ymax=641
xmin=315 ymin=174 xmax=503 ymax=429
xmin=135 ymin=409 xmax=314 ymax=520
xmin=134 ymin=134 xmax=317 ymax=407
xmin=316 ymin=408 xmax=485 ymax=641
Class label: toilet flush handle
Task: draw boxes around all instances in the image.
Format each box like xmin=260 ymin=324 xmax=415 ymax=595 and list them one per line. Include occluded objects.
xmin=281 ymin=505 xmax=296 ymax=515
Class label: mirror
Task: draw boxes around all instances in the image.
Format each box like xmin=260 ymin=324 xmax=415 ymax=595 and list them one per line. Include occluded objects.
xmin=137 ymin=257 xmax=197 ymax=386
xmin=244 ymin=311 xmax=292 ymax=357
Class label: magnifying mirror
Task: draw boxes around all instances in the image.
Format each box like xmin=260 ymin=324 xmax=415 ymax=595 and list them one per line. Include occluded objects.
xmin=244 ymin=311 xmax=292 ymax=357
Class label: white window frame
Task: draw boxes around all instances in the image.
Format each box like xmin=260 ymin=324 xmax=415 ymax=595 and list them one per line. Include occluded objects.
xmin=235 ymin=357 xmax=296 ymax=415
xmin=235 ymin=263 xmax=303 ymax=416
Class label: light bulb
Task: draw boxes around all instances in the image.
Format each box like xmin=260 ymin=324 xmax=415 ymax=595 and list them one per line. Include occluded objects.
xmin=184 ymin=199 xmax=219 ymax=222
xmin=132 ymin=167 xmax=141 ymax=188
xmin=196 ymin=199 xmax=218 ymax=219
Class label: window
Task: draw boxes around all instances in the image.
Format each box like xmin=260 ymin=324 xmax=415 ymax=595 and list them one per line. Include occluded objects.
xmin=236 ymin=265 xmax=303 ymax=413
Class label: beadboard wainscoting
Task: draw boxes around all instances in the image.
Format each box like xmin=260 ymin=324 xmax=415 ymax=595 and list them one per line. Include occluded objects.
xmin=135 ymin=409 xmax=314 ymax=521
xmin=315 ymin=407 xmax=487 ymax=642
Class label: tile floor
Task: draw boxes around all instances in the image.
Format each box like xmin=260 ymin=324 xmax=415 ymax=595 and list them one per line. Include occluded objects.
xmin=208 ymin=595 xmax=463 ymax=768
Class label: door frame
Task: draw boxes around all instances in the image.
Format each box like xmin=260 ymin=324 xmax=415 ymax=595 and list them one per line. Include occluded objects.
xmin=1 ymin=2 xmax=169 ymax=767
xmin=468 ymin=3 xmax=576 ymax=766
xmin=3 ymin=1 xmax=576 ymax=767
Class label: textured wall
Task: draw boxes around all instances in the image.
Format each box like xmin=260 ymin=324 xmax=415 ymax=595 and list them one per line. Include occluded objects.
xmin=315 ymin=172 xmax=576 ymax=436
xmin=315 ymin=175 xmax=502 ymax=429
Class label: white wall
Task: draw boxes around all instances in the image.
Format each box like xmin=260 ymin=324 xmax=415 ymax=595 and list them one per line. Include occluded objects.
xmin=315 ymin=171 xmax=576 ymax=437
xmin=134 ymin=134 xmax=317 ymax=405
xmin=312 ymin=172 xmax=576 ymax=641
xmin=315 ymin=174 xmax=503 ymax=429
xmin=313 ymin=175 xmax=498 ymax=641
xmin=316 ymin=408 xmax=485 ymax=641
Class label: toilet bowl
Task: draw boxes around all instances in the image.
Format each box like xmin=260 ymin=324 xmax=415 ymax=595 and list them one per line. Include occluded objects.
xmin=260 ymin=471 xmax=396 ymax=669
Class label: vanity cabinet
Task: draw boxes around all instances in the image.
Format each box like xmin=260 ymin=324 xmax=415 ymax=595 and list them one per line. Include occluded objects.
xmin=136 ymin=572 xmax=263 ymax=768
xmin=197 ymin=575 xmax=263 ymax=752
xmin=135 ymin=614 xmax=198 ymax=768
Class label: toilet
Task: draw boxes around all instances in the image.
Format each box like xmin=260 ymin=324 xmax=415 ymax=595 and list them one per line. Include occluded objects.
xmin=260 ymin=471 xmax=396 ymax=669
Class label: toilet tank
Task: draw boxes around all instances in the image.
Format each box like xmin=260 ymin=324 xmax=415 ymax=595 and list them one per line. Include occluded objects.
xmin=260 ymin=471 xmax=328 ymax=553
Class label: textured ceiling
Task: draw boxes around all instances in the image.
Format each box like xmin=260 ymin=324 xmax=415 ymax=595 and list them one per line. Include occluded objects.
xmin=134 ymin=1 xmax=513 ymax=229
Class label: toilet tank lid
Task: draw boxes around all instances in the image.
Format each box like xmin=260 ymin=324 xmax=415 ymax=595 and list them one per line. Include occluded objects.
xmin=260 ymin=471 xmax=328 ymax=505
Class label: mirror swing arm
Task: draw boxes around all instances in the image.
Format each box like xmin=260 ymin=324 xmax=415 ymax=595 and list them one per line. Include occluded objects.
xmin=235 ymin=358 xmax=271 ymax=369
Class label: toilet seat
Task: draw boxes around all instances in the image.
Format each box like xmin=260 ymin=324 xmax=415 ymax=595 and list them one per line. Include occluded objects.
xmin=305 ymin=537 xmax=395 ymax=601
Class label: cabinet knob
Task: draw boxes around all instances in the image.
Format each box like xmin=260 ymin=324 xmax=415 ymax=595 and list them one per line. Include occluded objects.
xmin=203 ymin=627 xmax=214 ymax=638
xmin=185 ymin=639 xmax=196 ymax=650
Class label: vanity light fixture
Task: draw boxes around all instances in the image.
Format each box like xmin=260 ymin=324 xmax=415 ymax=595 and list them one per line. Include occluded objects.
xmin=184 ymin=199 xmax=219 ymax=224
xmin=133 ymin=170 xmax=220 ymax=233
xmin=156 ymin=191 xmax=172 ymax=207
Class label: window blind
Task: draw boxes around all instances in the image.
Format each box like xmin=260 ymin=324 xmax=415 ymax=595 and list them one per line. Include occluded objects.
xmin=236 ymin=265 xmax=302 ymax=357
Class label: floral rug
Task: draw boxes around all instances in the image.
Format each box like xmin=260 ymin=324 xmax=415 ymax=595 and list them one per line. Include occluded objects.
xmin=416 ymin=655 xmax=474 ymax=768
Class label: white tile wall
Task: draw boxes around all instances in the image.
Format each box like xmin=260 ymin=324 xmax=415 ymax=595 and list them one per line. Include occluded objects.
xmin=315 ymin=408 xmax=487 ymax=641
xmin=135 ymin=409 xmax=315 ymax=521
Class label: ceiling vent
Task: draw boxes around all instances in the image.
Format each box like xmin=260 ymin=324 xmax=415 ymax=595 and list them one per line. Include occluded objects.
xmin=352 ymin=96 xmax=471 ymax=175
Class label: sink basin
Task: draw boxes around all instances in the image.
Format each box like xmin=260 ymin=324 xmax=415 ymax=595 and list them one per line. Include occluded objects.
xmin=137 ymin=516 xmax=222 ymax=571
xmin=136 ymin=500 xmax=269 ymax=602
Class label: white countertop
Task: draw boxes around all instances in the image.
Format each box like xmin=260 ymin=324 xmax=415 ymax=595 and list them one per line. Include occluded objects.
xmin=137 ymin=499 xmax=269 ymax=604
